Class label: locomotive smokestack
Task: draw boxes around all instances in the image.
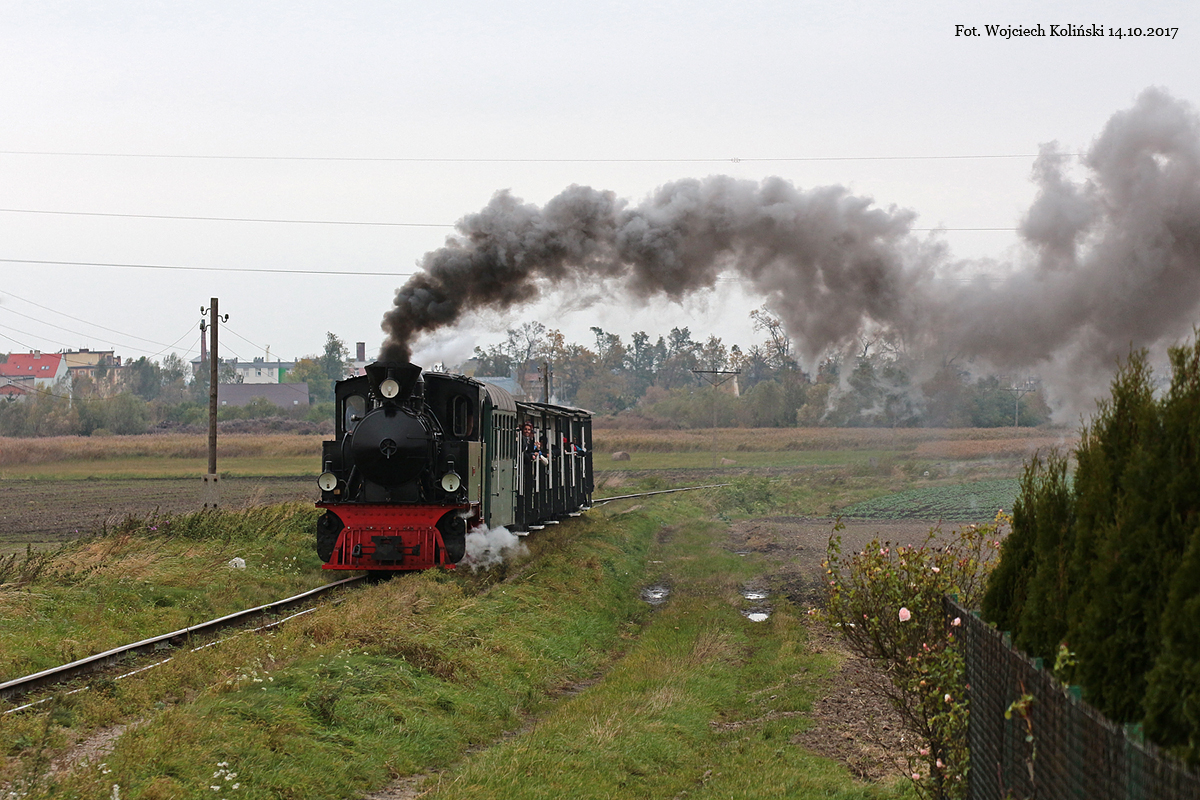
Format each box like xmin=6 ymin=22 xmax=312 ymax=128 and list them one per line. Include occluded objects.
xmin=381 ymin=88 xmax=1200 ymax=416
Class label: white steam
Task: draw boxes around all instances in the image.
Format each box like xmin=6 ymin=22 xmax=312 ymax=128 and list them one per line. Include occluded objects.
xmin=463 ymin=524 xmax=528 ymax=572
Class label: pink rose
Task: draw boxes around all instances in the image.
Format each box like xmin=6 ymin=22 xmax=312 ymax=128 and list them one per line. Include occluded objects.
xmin=898 ymin=607 xmax=912 ymax=622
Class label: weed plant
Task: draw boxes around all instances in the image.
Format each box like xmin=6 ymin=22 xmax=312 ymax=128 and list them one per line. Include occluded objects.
xmin=0 ymin=503 xmax=329 ymax=678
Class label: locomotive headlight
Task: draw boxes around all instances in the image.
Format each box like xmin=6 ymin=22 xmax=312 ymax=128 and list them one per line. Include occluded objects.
xmin=318 ymin=472 xmax=338 ymax=492
xmin=379 ymin=378 xmax=400 ymax=399
xmin=440 ymin=471 xmax=462 ymax=492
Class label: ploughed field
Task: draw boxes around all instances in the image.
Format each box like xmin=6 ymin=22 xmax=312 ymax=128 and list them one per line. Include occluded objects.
xmin=0 ymin=427 xmax=1072 ymax=555
xmin=0 ymin=477 xmax=315 ymax=554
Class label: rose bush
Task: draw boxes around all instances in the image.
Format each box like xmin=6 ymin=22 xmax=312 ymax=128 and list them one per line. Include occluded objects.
xmin=822 ymin=511 xmax=1008 ymax=800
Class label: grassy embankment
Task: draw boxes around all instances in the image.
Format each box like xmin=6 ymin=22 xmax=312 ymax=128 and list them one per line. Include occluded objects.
xmin=1 ymin=493 xmax=910 ymax=800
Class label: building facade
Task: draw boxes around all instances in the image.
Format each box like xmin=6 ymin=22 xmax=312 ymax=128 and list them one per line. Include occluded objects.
xmin=0 ymin=352 xmax=70 ymax=400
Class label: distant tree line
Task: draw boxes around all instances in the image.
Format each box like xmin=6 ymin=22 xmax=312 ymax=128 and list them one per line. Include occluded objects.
xmin=0 ymin=319 xmax=1051 ymax=437
xmin=0 ymin=333 xmax=351 ymax=437
xmin=469 ymin=308 xmax=1049 ymax=428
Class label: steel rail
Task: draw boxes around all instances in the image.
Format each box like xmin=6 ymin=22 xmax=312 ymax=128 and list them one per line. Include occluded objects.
xmin=0 ymin=574 xmax=367 ymax=703
xmin=590 ymin=483 xmax=731 ymax=505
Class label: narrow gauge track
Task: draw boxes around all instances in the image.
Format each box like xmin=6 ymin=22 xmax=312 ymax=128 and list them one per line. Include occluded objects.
xmin=1 ymin=483 xmax=725 ymax=707
xmin=0 ymin=574 xmax=367 ymax=705
xmin=591 ymin=483 xmax=730 ymax=505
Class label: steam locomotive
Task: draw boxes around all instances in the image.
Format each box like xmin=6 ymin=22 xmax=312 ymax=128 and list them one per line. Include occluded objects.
xmin=315 ymin=362 xmax=594 ymax=572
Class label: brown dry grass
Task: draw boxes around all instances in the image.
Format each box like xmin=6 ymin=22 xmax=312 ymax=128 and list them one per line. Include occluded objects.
xmin=912 ymin=434 xmax=1078 ymax=460
xmin=595 ymin=426 xmax=1071 ymax=454
xmin=0 ymin=434 xmax=327 ymax=466
xmin=0 ymin=426 xmax=1074 ymax=468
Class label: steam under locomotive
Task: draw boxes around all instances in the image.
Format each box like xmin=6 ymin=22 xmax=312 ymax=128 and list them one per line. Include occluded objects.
xmin=315 ymin=362 xmax=594 ymax=572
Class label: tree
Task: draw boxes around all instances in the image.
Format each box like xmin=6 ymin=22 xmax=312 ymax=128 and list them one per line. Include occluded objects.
xmin=286 ymin=358 xmax=333 ymax=403
xmin=589 ymin=327 xmax=625 ymax=373
xmin=126 ymin=357 xmax=162 ymax=400
xmin=505 ymin=321 xmax=547 ymax=393
xmin=471 ymin=343 xmax=511 ymax=376
xmin=545 ymin=332 xmax=597 ymax=405
xmin=657 ymin=327 xmax=699 ymax=389
xmin=319 ymin=332 xmax=351 ymax=385
xmin=626 ymin=331 xmax=662 ymax=396
xmin=698 ymin=335 xmax=728 ymax=372
xmin=982 ymin=341 xmax=1200 ymax=744
xmin=750 ymin=306 xmax=795 ymax=371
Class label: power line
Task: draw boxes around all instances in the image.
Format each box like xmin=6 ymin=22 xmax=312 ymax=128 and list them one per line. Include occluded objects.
xmin=0 ymin=257 xmax=413 ymax=277
xmin=221 ymin=325 xmax=267 ymax=356
xmin=144 ymin=327 xmax=202 ymax=361
xmin=0 ymin=289 xmax=195 ymax=349
xmin=0 ymin=317 xmax=199 ymax=361
xmin=0 ymin=327 xmax=42 ymax=351
xmin=0 ymin=207 xmax=453 ymax=228
xmin=0 ymin=149 xmax=1079 ymax=163
xmin=0 ymin=320 xmax=75 ymax=350
xmin=0 ymin=206 xmax=1019 ymax=231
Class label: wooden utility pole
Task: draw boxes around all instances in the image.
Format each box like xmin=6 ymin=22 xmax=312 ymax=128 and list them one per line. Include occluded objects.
xmin=200 ymin=298 xmax=228 ymax=507
xmin=692 ymin=368 xmax=741 ymax=468
xmin=1004 ymin=381 xmax=1036 ymax=428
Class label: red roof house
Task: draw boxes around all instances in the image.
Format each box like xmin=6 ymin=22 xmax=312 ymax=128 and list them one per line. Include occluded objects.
xmin=0 ymin=352 xmax=70 ymax=393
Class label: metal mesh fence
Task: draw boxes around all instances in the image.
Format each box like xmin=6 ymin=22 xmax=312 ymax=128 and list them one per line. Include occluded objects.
xmin=947 ymin=597 xmax=1200 ymax=800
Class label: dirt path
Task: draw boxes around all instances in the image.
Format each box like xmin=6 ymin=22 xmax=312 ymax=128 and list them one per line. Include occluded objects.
xmin=361 ymin=515 xmax=948 ymax=797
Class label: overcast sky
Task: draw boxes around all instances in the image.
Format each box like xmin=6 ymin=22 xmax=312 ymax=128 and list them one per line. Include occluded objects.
xmin=2 ymin=0 xmax=1196 ymax=370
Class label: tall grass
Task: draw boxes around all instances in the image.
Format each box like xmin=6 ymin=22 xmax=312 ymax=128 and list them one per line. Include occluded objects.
xmin=0 ymin=434 xmax=327 ymax=466
xmin=1 ymin=507 xmax=659 ymax=799
xmin=0 ymin=504 xmax=329 ymax=678
xmin=0 ymin=427 xmax=1071 ymax=467
xmin=595 ymin=426 xmax=1069 ymax=454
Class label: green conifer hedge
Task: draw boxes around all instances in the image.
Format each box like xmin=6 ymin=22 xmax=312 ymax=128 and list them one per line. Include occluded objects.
xmin=981 ymin=340 xmax=1200 ymax=763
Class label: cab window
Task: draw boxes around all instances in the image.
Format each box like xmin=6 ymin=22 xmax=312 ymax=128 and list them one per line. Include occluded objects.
xmin=451 ymin=395 xmax=473 ymax=437
xmin=344 ymin=395 xmax=367 ymax=432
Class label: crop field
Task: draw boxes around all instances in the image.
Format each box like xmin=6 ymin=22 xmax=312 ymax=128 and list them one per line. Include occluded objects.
xmin=837 ymin=478 xmax=1020 ymax=522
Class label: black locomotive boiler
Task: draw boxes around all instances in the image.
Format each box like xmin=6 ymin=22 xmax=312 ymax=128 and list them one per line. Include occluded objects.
xmin=316 ymin=362 xmax=594 ymax=572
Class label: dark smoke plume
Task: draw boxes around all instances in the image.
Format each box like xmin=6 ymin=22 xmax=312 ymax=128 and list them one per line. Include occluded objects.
xmin=382 ymin=88 xmax=1200 ymax=416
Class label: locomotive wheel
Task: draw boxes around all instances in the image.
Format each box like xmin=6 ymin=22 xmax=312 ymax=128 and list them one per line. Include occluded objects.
xmin=444 ymin=531 xmax=467 ymax=564
xmin=316 ymin=511 xmax=344 ymax=562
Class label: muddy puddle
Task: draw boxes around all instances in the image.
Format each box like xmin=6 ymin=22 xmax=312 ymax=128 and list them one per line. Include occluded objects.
xmin=740 ymin=586 xmax=772 ymax=621
xmin=641 ymin=585 xmax=671 ymax=605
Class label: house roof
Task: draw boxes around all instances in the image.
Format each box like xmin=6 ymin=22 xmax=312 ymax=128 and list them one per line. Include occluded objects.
xmin=218 ymin=382 xmax=311 ymax=407
xmin=0 ymin=353 xmax=64 ymax=377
